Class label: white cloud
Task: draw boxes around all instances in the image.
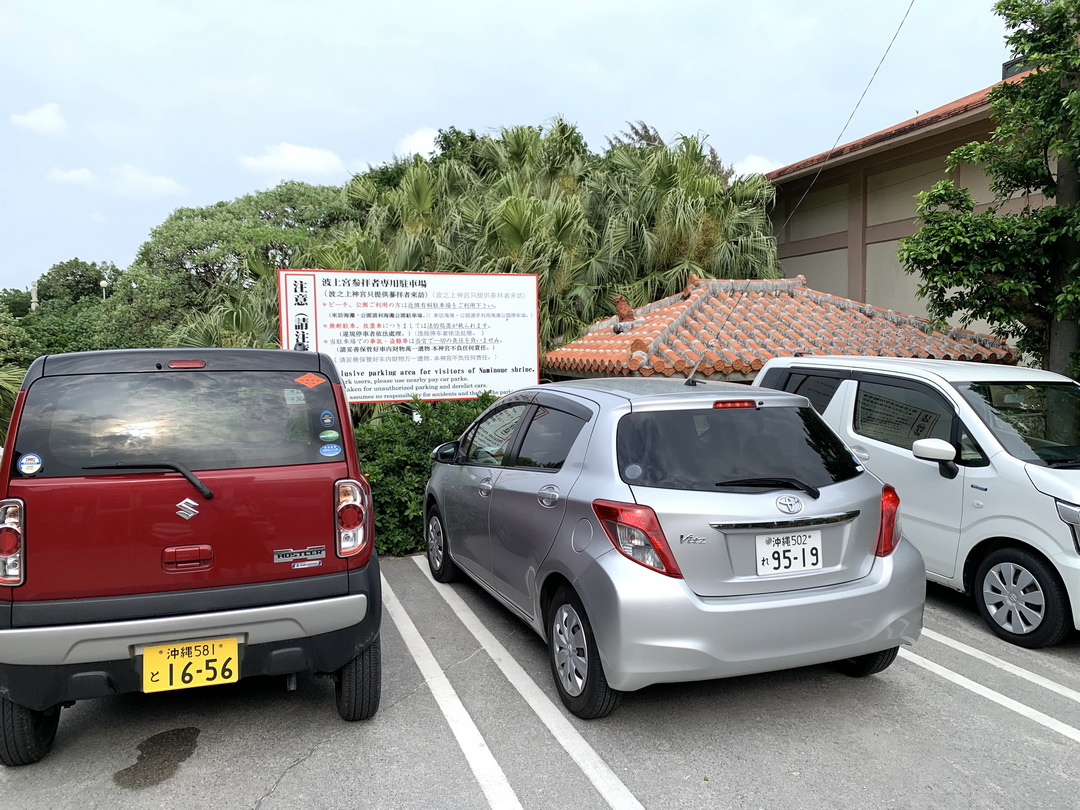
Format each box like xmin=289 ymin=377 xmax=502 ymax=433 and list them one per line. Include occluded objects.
xmin=398 ymin=128 xmax=438 ymax=158
xmin=46 ymin=165 xmax=183 ymax=198
xmin=240 ymin=143 xmax=346 ymax=179
xmin=47 ymin=167 xmax=96 ymax=186
xmin=12 ymin=102 xmax=68 ymax=136
xmin=109 ymin=165 xmax=184 ymax=198
xmin=733 ymin=154 xmax=784 ymax=176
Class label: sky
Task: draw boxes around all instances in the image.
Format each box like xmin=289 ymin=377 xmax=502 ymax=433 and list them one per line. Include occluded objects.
xmin=2 ymin=0 xmax=1012 ymax=293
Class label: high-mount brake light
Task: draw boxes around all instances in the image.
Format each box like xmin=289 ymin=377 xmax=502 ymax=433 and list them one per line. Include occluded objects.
xmin=0 ymin=500 xmax=25 ymax=586
xmin=877 ymin=485 xmax=902 ymax=557
xmin=593 ymin=500 xmax=682 ymax=577
xmin=336 ymin=480 xmax=370 ymax=559
xmin=167 ymin=360 xmax=206 ymax=369
xmin=713 ymin=400 xmax=759 ymax=409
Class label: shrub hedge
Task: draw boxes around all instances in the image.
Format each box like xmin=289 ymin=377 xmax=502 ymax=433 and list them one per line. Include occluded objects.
xmin=354 ymin=394 xmax=496 ymax=556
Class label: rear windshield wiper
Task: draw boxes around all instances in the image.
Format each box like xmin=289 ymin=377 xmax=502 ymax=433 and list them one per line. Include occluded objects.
xmin=1043 ymin=460 xmax=1080 ymax=469
xmin=83 ymin=461 xmax=214 ymax=500
xmin=715 ymin=477 xmax=821 ymax=499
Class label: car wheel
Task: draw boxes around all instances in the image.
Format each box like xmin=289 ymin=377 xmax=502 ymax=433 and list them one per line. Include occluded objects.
xmin=426 ymin=506 xmax=459 ymax=583
xmin=0 ymin=698 xmax=60 ymax=766
xmin=975 ymin=548 xmax=1071 ymax=648
xmin=335 ymin=634 xmax=382 ymax=721
xmin=831 ymin=646 xmax=899 ymax=678
xmin=546 ymin=587 xmax=621 ymax=719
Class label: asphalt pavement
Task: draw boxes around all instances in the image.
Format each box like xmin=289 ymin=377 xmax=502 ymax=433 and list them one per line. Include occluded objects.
xmin=5 ymin=554 xmax=1080 ymax=809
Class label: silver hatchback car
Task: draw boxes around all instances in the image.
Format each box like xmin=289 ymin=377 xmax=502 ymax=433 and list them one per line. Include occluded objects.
xmin=424 ymin=378 xmax=925 ymax=718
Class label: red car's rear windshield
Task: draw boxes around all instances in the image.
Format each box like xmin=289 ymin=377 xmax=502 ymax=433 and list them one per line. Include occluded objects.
xmin=11 ymin=370 xmax=347 ymax=477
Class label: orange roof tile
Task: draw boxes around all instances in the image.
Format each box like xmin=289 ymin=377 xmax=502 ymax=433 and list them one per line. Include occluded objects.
xmin=543 ymin=276 xmax=1014 ymax=381
xmin=767 ymin=71 xmax=1031 ymax=182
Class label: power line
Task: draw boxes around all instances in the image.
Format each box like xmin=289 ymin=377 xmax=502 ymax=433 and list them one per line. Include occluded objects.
xmin=777 ymin=0 xmax=917 ymax=234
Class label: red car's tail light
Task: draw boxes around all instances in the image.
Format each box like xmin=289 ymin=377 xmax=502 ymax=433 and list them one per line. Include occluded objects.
xmin=877 ymin=485 xmax=901 ymax=557
xmin=593 ymin=500 xmax=682 ymax=577
xmin=336 ymin=480 xmax=371 ymax=560
xmin=713 ymin=400 xmax=758 ymax=409
xmin=167 ymin=360 xmax=206 ymax=369
xmin=0 ymin=499 xmax=25 ymax=585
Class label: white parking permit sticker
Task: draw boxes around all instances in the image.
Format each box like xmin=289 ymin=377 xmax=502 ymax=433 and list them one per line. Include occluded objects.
xmin=283 ymin=388 xmax=306 ymax=406
xmin=17 ymin=453 xmax=42 ymax=475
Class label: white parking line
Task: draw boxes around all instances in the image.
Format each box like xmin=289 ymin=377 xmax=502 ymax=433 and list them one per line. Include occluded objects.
xmin=922 ymin=627 xmax=1080 ymax=706
xmin=899 ymin=649 xmax=1080 ymax=744
xmin=413 ymin=555 xmax=645 ymax=810
xmin=381 ymin=575 xmax=523 ymax=810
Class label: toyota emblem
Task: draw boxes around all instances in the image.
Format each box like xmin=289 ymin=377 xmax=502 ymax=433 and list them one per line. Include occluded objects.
xmin=776 ymin=495 xmax=803 ymax=514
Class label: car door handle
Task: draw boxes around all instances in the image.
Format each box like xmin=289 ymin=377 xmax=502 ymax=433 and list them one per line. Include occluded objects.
xmin=850 ymin=445 xmax=871 ymax=460
xmin=537 ymin=484 xmax=560 ymax=508
xmin=478 ymin=478 xmax=494 ymax=497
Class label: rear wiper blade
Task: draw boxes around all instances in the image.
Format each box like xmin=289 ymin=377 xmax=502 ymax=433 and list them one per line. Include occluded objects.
xmin=715 ymin=477 xmax=821 ymax=499
xmin=83 ymin=461 xmax=214 ymax=500
xmin=1044 ymin=460 xmax=1080 ymax=469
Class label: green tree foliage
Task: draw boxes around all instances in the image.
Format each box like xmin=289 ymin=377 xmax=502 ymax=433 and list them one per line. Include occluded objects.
xmin=35 ymin=258 xmax=117 ymax=304
xmin=899 ymin=0 xmax=1080 ymax=374
xmin=0 ymin=364 xmax=23 ymax=439
xmin=354 ymin=395 xmax=496 ymax=555
xmin=320 ymin=119 xmax=778 ymax=350
xmin=0 ymin=288 xmax=32 ymax=318
xmin=136 ymin=181 xmax=357 ymax=292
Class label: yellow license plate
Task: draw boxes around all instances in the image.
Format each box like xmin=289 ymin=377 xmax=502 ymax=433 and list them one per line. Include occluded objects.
xmin=142 ymin=637 xmax=239 ymax=693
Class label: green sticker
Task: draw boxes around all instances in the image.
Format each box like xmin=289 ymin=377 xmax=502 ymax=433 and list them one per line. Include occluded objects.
xmin=319 ymin=430 xmax=341 ymax=442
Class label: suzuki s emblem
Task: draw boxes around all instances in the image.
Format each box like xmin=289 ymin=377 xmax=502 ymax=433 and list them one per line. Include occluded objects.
xmin=776 ymin=495 xmax=803 ymax=514
xmin=176 ymin=498 xmax=200 ymax=520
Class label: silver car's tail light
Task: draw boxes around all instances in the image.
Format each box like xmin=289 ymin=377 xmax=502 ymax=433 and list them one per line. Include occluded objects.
xmin=876 ymin=485 xmax=901 ymax=557
xmin=593 ymin=500 xmax=683 ymax=577
xmin=336 ymin=480 xmax=370 ymax=560
xmin=0 ymin=499 xmax=25 ymax=586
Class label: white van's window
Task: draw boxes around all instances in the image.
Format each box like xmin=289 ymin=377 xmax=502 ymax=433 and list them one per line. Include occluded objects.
xmin=956 ymin=382 xmax=1080 ymax=468
xmin=784 ymin=373 xmax=843 ymax=413
xmin=854 ymin=381 xmax=954 ymax=450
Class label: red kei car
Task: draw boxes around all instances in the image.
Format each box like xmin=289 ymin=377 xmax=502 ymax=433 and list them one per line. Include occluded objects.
xmin=0 ymin=348 xmax=381 ymax=765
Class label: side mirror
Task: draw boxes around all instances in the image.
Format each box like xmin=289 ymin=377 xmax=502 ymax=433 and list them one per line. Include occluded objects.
xmin=431 ymin=441 xmax=459 ymax=463
xmin=912 ymin=438 xmax=958 ymax=480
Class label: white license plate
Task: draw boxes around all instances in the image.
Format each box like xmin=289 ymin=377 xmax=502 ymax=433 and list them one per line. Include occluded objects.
xmin=756 ymin=530 xmax=822 ymax=575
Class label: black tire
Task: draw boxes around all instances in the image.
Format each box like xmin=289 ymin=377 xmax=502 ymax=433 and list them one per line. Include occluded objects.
xmin=975 ymin=547 xmax=1071 ymax=648
xmin=335 ymin=634 xmax=382 ymax=721
xmin=426 ymin=505 xmax=459 ymax=583
xmin=0 ymin=698 xmax=60 ymax=767
xmin=832 ymin=646 xmax=899 ymax=678
xmin=546 ymin=587 xmax=621 ymax=719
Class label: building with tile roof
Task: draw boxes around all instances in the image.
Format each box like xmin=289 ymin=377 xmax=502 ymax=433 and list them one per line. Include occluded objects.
xmin=543 ymin=276 xmax=1013 ymax=382
xmin=768 ymin=68 xmax=1037 ymax=328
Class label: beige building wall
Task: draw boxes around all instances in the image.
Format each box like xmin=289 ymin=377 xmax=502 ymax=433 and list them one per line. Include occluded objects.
xmin=779 ymin=249 xmax=848 ymax=296
xmin=867 ymin=156 xmax=948 ymax=226
xmin=865 ymin=241 xmax=925 ymax=317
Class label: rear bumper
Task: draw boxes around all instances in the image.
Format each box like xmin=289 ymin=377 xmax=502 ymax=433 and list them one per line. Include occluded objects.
xmin=576 ymin=539 xmax=925 ymax=692
xmin=0 ymin=561 xmax=380 ymax=711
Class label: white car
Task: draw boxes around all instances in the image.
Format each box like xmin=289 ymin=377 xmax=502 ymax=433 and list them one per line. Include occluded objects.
xmin=755 ymin=356 xmax=1080 ymax=647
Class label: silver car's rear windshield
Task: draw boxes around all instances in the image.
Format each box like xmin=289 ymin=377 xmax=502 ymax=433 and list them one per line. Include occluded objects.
xmin=616 ymin=405 xmax=861 ymax=491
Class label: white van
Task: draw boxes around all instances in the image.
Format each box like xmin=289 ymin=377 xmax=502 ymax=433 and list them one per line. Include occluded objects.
xmin=754 ymin=356 xmax=1080 ymax=648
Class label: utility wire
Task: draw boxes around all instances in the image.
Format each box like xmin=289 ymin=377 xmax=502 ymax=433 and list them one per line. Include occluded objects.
xmin=777 ymin=0 xmax=917 ymax=234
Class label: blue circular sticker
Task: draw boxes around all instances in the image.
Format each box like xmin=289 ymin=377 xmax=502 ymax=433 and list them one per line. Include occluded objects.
xmin=17 ymin=453 xmax=43 ymax=475
xmin=320 ymin=410 xmax=335 ymax=428
xmin=319 ymin=444 xmax=343 ymax=457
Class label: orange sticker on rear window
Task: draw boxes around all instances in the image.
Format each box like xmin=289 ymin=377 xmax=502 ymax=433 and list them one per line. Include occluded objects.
xmin=294 ymin=374 xmax=327 ymax=389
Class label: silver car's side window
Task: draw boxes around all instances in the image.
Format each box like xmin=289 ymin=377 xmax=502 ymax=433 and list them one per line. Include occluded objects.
xmin=514 ymin=407 xmax=587 ymax=470
xmin=461 ymin=404 xmax=529 ymax=467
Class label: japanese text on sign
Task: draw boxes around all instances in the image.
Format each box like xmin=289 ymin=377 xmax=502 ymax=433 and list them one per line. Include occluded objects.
xmin=278 ymin=270 xmax=540 ymax=403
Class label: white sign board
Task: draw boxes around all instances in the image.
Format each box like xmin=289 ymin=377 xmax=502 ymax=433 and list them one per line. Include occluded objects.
xmin=278 ymin=270 xmax=540 ymax=403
